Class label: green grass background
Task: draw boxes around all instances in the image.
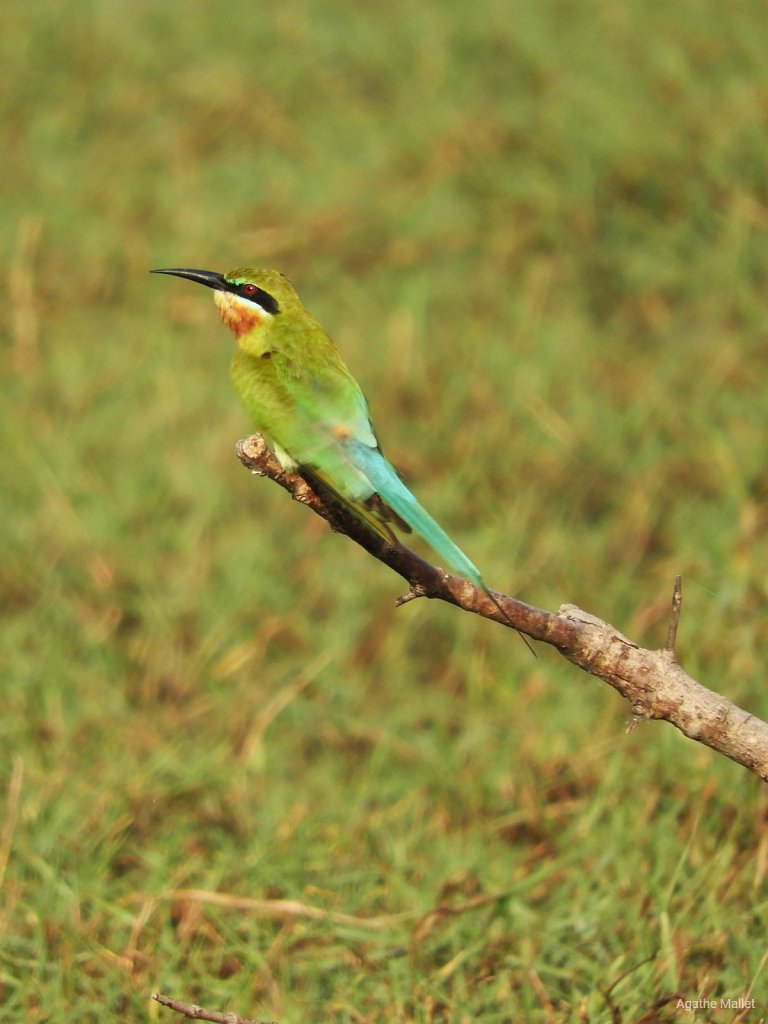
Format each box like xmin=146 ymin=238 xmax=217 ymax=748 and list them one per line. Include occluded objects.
xmin=2 ymin=1 xmax=767 ymax=1020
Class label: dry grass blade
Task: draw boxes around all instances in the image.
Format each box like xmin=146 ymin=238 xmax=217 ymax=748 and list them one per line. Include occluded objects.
xmin=142 ymin=888 xmax=413 ymax=931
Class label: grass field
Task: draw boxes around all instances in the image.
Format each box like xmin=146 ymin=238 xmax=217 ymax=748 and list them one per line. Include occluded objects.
xmin=2 ymin=1 xmax=767 ymax=1020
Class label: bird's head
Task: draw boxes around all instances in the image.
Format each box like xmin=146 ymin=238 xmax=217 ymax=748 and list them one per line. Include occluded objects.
xmin=152 ymin=266 xmax=301 ymax=354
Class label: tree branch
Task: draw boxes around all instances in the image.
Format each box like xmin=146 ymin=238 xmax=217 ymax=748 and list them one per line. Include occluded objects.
xmin=235 ymin=434 xmax=768 ymax=784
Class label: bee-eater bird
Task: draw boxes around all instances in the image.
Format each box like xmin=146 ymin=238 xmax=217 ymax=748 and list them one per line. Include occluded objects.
xmin=152 ymin=266 xmax=498 ymax=599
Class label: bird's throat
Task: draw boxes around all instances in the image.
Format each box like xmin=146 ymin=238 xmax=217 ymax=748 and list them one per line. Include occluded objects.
xmin=214 ymin=291 xmax=268 ymax=341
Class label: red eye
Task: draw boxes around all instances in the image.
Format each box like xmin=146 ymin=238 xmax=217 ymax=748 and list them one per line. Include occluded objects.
xmin=233 ymin=282 xmax=280 ymax=315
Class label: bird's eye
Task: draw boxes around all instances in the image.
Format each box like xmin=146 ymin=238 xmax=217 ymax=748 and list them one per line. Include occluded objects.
xmin=233 ymin=280 xmax=281 ymax=315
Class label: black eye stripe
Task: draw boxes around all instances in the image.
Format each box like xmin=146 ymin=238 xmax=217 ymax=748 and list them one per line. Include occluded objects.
xmin=235 ymin=282 xmax=280 ymax=315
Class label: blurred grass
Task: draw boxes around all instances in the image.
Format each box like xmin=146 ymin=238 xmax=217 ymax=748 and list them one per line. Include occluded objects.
xmin=1 ymin=0 xmax=767 ymax=1020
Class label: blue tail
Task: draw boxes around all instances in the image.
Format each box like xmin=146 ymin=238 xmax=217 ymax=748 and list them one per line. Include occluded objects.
xmin=346 ymin=440 xmax=485 ymax=588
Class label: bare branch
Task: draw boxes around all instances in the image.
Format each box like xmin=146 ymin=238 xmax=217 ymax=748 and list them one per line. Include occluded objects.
xmin=153 ymin=993 xmax=273 ymax=1024
xmin=236 ymin=434 xmax=768 ymax=783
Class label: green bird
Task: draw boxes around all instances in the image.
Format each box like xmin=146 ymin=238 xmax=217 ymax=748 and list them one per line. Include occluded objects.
xmin=152 ymin=266 xmax=494 ymax=594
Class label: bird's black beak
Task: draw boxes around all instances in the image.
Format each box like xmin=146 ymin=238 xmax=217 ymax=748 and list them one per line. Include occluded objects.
xmin=151 ymin=268 xmax=232 ymax=291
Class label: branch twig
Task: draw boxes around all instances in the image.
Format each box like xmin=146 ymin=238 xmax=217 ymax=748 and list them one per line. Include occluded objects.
xmin=665 ymin=574 xmax=683 ymax=654
xmin=152 ymin=993 xmax=274 ymax=1024
xmin=235 ymin=434 xmax=768 ymax=783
